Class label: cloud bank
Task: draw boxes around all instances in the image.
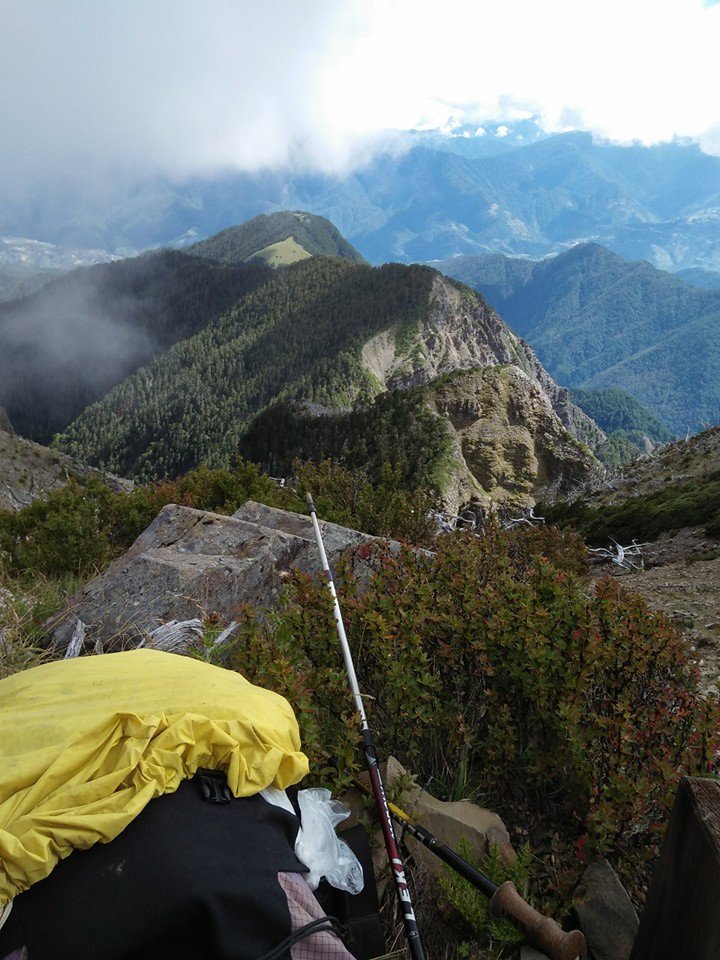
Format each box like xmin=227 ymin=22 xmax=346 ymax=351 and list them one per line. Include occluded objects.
xmin=0 ymin=0 xmax=719 ymax=198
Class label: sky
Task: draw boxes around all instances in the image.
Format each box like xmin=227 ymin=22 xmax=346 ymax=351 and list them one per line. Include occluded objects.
xmin=1 ymin=0 xmax=719 ymax=195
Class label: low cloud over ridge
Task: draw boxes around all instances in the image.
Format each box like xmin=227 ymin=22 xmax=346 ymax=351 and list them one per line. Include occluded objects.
xmin=0 ymin=0 xmax=719 ymax=201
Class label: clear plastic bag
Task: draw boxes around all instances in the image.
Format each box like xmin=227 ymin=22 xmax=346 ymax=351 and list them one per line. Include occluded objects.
xmin=294 ymin=787 xmax=365 ymax=894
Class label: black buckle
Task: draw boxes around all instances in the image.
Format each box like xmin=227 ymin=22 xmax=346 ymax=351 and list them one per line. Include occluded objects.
xmin=197 ymin=768 xmax=233 ymax=804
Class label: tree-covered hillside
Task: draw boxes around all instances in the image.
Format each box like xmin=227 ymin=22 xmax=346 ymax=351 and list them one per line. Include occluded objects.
xmin=436 ymin=244 xmax=720 ymax=434
xmin=0 ymin=251 xmax=272 ymax=443
xmin=240 ymin=391 xmax=454 ymax=491
xmin=188 ymin=211 xmax=365 ymax=266
xmin=570 ymin=387 xmax=674 ymax=449
xmin=56 ymin=258 xmax=435 ymax=480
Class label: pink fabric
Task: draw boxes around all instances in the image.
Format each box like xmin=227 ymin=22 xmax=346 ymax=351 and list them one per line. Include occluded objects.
xmin=278 ymin=872 xmax=357 ymax=960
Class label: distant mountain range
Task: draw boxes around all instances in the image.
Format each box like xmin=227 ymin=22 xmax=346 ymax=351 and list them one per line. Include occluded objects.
xmin=1 ymin=125 xmax=720 ymax=274
xmin=435 ymin=243 xmax=720 ymax=435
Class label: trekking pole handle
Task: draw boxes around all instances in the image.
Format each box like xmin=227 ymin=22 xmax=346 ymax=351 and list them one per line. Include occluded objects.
xmin=490 ymin=882 xmax=587 ymax=960
xmin=382 ymin=791 xmax=586 ymax=959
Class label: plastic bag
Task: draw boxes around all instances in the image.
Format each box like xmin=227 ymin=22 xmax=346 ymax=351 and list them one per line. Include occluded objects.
xmin=294 ymin=787 xmax=365 ymax=894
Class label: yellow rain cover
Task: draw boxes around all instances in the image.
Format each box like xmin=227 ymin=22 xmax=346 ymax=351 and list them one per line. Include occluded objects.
xmin=0 ymin=649 xmax=309 ymax=905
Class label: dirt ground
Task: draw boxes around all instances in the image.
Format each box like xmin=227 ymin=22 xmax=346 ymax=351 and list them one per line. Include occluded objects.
xmin=592 ymin=527 xmax=720 ymax=696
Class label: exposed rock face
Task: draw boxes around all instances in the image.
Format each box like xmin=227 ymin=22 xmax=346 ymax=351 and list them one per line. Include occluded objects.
xmin=48 ymin=501 xmax=381 ymax=651
xmin=361 ymin=274 xmax=605 ymax=453
xmin=426 ymin=366 xmax=596 ymax=512
xmin=576 ymin=860 xmax=638 ymax=960
xmin=0 ymin=429 xmax=132 ymax=511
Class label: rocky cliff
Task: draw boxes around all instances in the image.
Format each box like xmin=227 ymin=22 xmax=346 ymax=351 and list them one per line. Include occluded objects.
xmin=0 ymin=416 xmax=132 ymax=512
xmin=426 ymin=366 xmax=595 ymax=511
xmin=361 ymin=274 xmax=605 ymax=450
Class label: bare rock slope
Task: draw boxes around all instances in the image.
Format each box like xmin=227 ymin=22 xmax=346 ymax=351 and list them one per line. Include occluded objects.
xmin=427 ymin=366 xmax=595 ymax=511
xmin=0 ymin=417 xmax=131 ymax=511
xmin=362 ymin=274 xmax=605 ymax=452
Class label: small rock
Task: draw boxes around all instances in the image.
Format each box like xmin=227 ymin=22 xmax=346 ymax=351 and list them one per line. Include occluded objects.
xmin=575 ymin=860 xmax=638 ymax=960
xmin=520 ymin=948 xmax=551 ymax=960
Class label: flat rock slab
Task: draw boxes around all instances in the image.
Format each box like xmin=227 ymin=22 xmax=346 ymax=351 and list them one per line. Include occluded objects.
xmin=49 ymin=501 xmax=375 ymax=650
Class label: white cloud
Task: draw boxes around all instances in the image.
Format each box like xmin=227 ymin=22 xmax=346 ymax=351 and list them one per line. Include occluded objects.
xmin=0 ymin=0 xmax=719 ymax=199
xmin=329 ymin=0 xmax=720 ymax=149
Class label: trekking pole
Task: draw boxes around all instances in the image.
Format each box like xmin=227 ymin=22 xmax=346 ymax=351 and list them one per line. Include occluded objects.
xmin=373 ymin=792 xmax=586 ymax=960
xmin=305 ymin=493 xmax=426 ymax=960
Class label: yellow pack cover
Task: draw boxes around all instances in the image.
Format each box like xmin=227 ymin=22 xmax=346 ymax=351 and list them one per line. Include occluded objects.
xmin=0 ymin=649 xmax=309 ymax=905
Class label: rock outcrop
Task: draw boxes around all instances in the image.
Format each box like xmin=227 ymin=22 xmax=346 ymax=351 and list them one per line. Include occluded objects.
xmin=361 ymin=274 xmax=605 ymax=453
xmin=427 ymin=366 xmax=596 ymax=512
xmin=48 ymin=501 xmax=385 ymax=651
xmin=342 ymin=757 xmax=514 ymax=881
xmin=0 ymin=428 xmax=132 ymax=511
xmin=576 ymin=860 xmax=638 ymax=960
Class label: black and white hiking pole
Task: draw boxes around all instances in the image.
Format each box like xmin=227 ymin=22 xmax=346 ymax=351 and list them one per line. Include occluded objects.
xmin=305 ymin=492 xmax=426 ymax=960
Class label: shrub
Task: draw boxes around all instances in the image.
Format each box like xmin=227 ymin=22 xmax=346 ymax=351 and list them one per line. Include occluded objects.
xmin=0 ymin=458 xmax=434 ymax=580
xmin=0 ymin=478 xmax=119 ymax=577
xmin=294 ymin=459 xmax=437 ymax=545
xmin=0 ymin=570 xmax=82 ymax=678
xmin=541 ymin=473 xmax=720 ymax=545
xmin=223 ymin=522 xmax=720 ymax=905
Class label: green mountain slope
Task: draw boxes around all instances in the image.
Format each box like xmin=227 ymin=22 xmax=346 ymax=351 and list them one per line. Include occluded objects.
xmin=435 ymin=244 xmax=720 ymax=434
xmin=54 ymin=255 xmax=600 ymax=508
xmin=675 ymin=267 xmax=720 ymax=290
xmin=0 ymin=251 xmax=272 ymax=443
xmin=187 ymin=211 xmax=365 ymax=266
xmin=240 ymin=390 xmax=455 ymax=492
xmin=56 ymin=258 xmax=434 ymax=480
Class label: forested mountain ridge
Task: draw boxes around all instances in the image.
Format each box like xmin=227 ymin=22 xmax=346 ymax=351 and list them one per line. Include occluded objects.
xmin=55 ymin=256 xmax=601 ymax=509
xmin=435 ymin=243 xmax=720 ymax=434
xmin=0 ymin=213 xmax=364 ymax=443
xmin=187 ymin=211 xmax=365 ymax=267
xmin=0 ymin=251 xmax=273 ymax=443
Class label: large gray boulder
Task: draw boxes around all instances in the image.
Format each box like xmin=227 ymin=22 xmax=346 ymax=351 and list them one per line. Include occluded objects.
xmin=49 ymin=501 xmax=379 ymax=651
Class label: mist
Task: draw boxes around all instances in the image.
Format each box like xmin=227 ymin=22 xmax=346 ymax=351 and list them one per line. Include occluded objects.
xmin=0 ymin=264 xmax=161 ymax=443
xmin=0 ymin=0 xmax=374 ymax=199
xmin=1 ymin=0 xmax=718 ymax=215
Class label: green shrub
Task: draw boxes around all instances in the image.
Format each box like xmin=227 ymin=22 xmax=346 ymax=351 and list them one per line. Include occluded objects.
xmin=223 ymin=523 xmax=720 ymax=905
xmin=0 ymin=478 xmax=119 ymax=576
xmin=0 ymin=570 xmax=82 ymax=678
xmin=541 ymin=473 xmax=720 ymax=544
xmin=294 ymin=459 xmax=437 ymax=545
xmin=438 ymin=840 xmax=532 ymax=958
xmin=0 ymin=458 xmax=434 ymax=580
